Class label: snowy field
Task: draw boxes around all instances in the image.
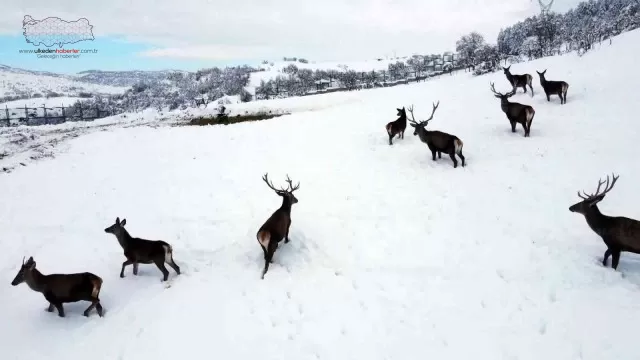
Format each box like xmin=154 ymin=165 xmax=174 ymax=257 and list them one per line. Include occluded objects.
xmin=0 ymin=66 xmax=127 ymax=99
xmin=1 ymin=29 xmax=640 ymax=359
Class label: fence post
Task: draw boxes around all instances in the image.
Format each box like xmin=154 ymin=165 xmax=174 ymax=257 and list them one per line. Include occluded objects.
xmin=61 ymin=103 xmax=65 ymax=121
xmin=4 ymin=105 xmax=9 ymax=127
xmin=79 ymin=102 xmax=83 ymax=120
xmin=42 ymin=104 xmax=48 ymax=125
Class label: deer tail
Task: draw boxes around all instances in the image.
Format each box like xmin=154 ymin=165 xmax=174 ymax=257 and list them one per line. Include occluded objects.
xmin=385 ymin=123 xmax=392 ymax=135
xmin=528 ymin=75 xmax=534 ymax=96
xmin=162 ymin=244 xmax=173 ymax=263
xmin=91 ymin=276 xmax=103 ymax=298
xmin=454 ymin=138 xmax=463 ymax=154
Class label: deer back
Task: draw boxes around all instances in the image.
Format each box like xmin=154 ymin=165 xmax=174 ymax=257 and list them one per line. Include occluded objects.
xmin=419 ymin=129 xmax=455 ymax=150
xmin=260 ymin=206 xmax=290 ymax=240
xmin=41 ymin=272 xmax=100 ymax=301
xmin=607 ymin=216 xmax=640 ymax=251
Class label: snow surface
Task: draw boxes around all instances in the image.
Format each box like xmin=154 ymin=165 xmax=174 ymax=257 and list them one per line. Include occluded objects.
xmin=0 ymin=66 xmax=127 ymax=98
xmin=2 ymin=29 xmax=640 ymax=360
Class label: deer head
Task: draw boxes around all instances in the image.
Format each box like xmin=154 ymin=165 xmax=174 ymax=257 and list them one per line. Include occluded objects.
xmin=262 ymin=173 xmax=300 ymax=205
xmin=396 ymin=107 xmax=406 ymax=118
xmin=11 ymin=256 xmax=35 ymax=286
xmin=104 ymin=217 xmax=127 ymax=236
xmin=569 ymin=173 xmax=619 ymax=215
xmin=536 ymin=69 xmax=547 ymax=81
xmin=490 ymin=82 xmax=516 ymax=102
xmin=407 ymin=101 xmax=440 ymax=135
xmin=503 ymin=65 xmax=512 ymax=75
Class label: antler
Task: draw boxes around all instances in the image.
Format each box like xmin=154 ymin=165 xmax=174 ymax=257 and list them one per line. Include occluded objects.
xmin=489 ymin=82 xmax=502 ymax=96
xmin=262 ymin=173 xmax=284 ymax=192
xmin=577 ymin=173 xmax=619 ymax=200
xmin=425 ymin=101 xmax=440 ymax=123
xmin=22 ymin=256 xmax=25 ymax=265
xmin=284 ymin=174 xmax=300 ymax=192
xmin=406 ymin=104 xmax=419 ymax=126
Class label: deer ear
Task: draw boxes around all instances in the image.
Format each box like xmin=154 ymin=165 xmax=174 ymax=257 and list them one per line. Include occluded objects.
xmin=120 ymin=219 xmax=127 ymax=226
xmin=116 ymin=217 xmax=120 ymax=224
xmin=410 ymin=123 xmax=416 ymax=127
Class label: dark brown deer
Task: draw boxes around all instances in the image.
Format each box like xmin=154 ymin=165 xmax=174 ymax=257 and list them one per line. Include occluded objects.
xmin=569 ymin=173 xmax=640 ymax=270
xmin=407 ymin=102 xmax=465 ymax=168
xmin=385 ymin=107 xmax=408 ymax=145
xmin=536 ymin=69 xmax=569 ymax=104
xmin=104 ymin=217 xmax=181 ymax=281
xmin=11 ymin=256 xmax=104 ymax=318
xmin=503 ymin=65 xmax=534 ymax=97
xmin=256 ymin=173 xmax=300 ymax=279
xmin=490 ymin=82 xmax=535 ymax=137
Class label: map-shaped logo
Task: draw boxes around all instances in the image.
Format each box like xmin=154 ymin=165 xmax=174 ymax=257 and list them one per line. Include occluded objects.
xmin=22 ymin=15 xmax=94 ymax=48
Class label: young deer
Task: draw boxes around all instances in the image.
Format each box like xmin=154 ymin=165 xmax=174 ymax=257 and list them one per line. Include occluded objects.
xmin=256 ymin=173 xmax=300 ymax=279
xmin=503 ymin=65 xmax=534 ymax=97
xmin=11 ymin=256 xmax=104 ymax=318
xmin=407 ymin=102 xmax=465 ymax=168
xmin=490 ymin=82 xmax=535 ymax=137
xmin=385 ymin=107 xmax=408 ymax=145
xmin=569 ymin=173 xmax=640 ymax=270
xmin=536 ymin=69 xmax=569 ymax=104
xmin=104 ymin=217 xmax=181 ymax=281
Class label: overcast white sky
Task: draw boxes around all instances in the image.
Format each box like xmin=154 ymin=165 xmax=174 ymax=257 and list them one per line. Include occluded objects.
xmin=1 ymin=0 xmax=581 ymax=62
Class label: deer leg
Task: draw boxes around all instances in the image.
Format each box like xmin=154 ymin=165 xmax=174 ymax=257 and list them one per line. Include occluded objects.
xmin=83 ymin=301 xmax=98 ymax=317
xmin=523 ymin=122 xmax=530 ymax=137
xmin=388 ymin=133 xmax=393 ymax=145
xmin=261 ymin=248 xmax=276 ymax=279
xmin=546 ymin=93 xmax=550 ymax=102
xmin=510 ymin=120 xmax=516 ymax=133
xmin=54 ymin=303 xmax=65 ymax=318
xmin=166 ymin=258 xmax=181 ymax=275
xmin=431 ymin=150 xmax=437 ymax=161
xmin=153 ymin=259 xmax=170 ymax=281
xmin=120 ymin=259 xmax=134 ymax=278
xmin=602 ymin=248 xmax=612 ymax=266
xmin=612 ymin=250 xmax=621 ymax=270
xmin=438 ymin=151 xmax=442 ymax=159
xmin=449 ymin=151 xmax=458 ymax=168
xmin=95 ymin=302 xmax=104 ymax=317
xmin=133 ymin=262 xmax=139 ymax=275
xmin=458 ymin=151 xmax=465 ymax=167
xmin=46 ymin=303 xmax=55 ymax=312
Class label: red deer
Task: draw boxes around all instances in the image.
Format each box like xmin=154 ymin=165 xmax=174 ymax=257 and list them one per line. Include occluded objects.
xmin=104 ymin=217 xmax=181 ymax=281
xmin=490 ymin=82 xmax=535 ymax=137
xmin=536 ymin=69 xmax=569 ymax=104
xmin=407 ymin=102 xmax=465 ymax=168
xmin=11 ymin=256 xmax=104 ymax=318
xmin=256 ymin=173 xmax=300 ymax=279
xmin=503 ymin=65 xmax=534 ymax=97
xmin=385 ymin=107 xmax=408 ymax=145
xmin=569 ymin=173 xmax=640 ymax=270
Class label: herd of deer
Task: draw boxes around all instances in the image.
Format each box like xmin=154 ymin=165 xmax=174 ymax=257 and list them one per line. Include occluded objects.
xmin=9 ymin=65 xmax=640 ymax=320
xmin=10 ymin=172 xmax=300 ymax=318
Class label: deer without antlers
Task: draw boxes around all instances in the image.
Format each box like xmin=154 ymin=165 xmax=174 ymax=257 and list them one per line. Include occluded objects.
xmin=11 ymin=256 xmax=104 ymax=318
xmin=490 ymin=82 xmax=535 ymax=137
xmin=569 ymin=173 xmax=640 ymax=270
xmin=257 ymin=173 xmax=300 ymax=279
xmin=536 ymin=69 xmax=569 ymax=104
xmin=503 ymin=65 xmax=534 ymax=97
xmin=385 ymin=107 xmax=408 ymax=145
xmin=407 ymin=102 xmax=465 ymax=168
xmin=104 ymin=217 xmax=181 ymax=282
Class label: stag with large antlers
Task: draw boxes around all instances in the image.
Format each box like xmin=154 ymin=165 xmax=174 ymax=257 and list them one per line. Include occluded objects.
xmin=490 ymin=82 xmax=535 ymax=137
xmin=503 ymin=65 xmax=534 ymax=97
xmin=569 ymin=173 xmax=640 ymax=270
xmin=407 ymin=102 xmax=465 ymax=168
xmin=385 ymin=107 xmax=408 ymax=145
xmin=256 ymin=173 xmax=300 ymax=279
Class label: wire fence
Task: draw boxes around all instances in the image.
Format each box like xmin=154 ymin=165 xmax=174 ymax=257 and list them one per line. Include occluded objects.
xmin=1 ymin=102 xmax=111 ymax=127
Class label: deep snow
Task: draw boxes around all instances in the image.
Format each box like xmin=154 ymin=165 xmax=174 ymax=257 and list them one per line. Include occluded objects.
xmin=1 ymin=30 xmax=640 ymax=360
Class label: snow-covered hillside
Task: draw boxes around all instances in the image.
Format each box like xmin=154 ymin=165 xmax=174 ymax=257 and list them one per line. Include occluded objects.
xmin=0 ymin=65 xmax=127 ymax=101
xmin=1 ymin=28 xmax=640 ymax=360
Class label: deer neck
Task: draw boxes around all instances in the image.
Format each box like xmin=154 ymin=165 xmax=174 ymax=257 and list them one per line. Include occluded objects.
xmin=25 ymin=268 xmax=47 ymax=293
xmin=114 ymin=229 xmax=134 ymax=249
xmin=397 ymin=113 xmax=406 ymax=124
xmin=500 ymin=99 xmax=511 ymax=112
xmin=417 ymin=127 xmax=431 ymax=141
xmin=279 ymin=197 xmax=293 ymax=214
xmin=583 ymin=205 xmax=612 ymax=237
